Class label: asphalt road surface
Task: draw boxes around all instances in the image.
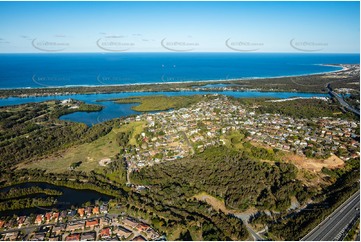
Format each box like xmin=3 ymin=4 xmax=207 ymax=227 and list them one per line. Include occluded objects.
xmin=301 ymin=190 xmax=360 ymax=241
xmin=329 ymin=90 xmax=360 ymax=116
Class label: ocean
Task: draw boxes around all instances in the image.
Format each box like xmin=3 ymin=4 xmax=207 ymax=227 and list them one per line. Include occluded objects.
xmin=0 ymin=53 xmax=359 ymax=89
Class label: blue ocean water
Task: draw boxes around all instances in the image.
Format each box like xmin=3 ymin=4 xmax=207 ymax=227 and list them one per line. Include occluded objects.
xmin=0 ymin=53 xmax=359 ymax=89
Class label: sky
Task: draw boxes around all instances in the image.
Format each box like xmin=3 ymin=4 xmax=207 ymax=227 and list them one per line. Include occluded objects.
xmin=0 ymin=1 xmax=359 ymax=53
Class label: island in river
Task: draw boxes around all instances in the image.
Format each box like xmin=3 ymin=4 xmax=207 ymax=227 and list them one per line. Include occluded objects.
xmin=0 ymin=63 xmax=359 ymax=241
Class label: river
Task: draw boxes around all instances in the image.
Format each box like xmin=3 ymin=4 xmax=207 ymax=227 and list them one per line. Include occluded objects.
xmin=0 ymin=90 xmax=328 ymax=126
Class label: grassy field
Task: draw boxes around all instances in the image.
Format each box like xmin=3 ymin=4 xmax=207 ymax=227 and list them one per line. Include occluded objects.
xmin=220 ymin=130 xmax=245 ymax=150
xmin=18 ymin=121 xmax=146 ymax=173
xmin=126 ymin=121 xmax=145 ymax=146
xmin=113 ymin=95 xmax=205 ymax=112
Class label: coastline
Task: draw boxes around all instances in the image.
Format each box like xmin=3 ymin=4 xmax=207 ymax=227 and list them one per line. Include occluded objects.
xmin=0 ymin=63 xmax=346 ymax=90
xmin=0 ymin=63 xmax=358 ymax=99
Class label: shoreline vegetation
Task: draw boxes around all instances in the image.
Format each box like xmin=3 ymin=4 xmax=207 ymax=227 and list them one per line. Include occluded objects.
xmin=0 ymin=186 xmax=63 ymax=212
xmin=0 ymin=177 xmax=121 ymax=199
xmin=0 ymin=64 xmax=359 ymax=240
xmin=0 ymin=197 xmax=57 ymax=212
xmin=0 ymin=64 xmax=359 ymax=99
xmin=0 ymin=186 xmax=62 ymax=200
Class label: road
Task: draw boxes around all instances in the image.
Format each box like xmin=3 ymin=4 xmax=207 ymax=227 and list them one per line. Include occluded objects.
xmin=233 ymin=213 xmax=265 ymax=241
xmin=0 ymin=215 xmax=106 ymax=235
xmin=301 ymin=190 xmax=360 ymax=241
xmin=327 ymin=84 xmax=360 ymax=116
xmin=245 ymin=223 xmax=265 ymax=241
xmin=176 ymin=112 xmax=195 ymax=156
xmin=126 ymin=169 xmax=131 ymax=185
xmin=180 ymin=131 xmax=195 ymax=156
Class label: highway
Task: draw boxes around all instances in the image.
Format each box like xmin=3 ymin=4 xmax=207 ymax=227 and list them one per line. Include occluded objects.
xmin=301 ymin=190 xmax=360 ymax=241
xmin=327 ymin=84 xmax=360 ymax=116
xmin=329 ymin=90 xmax=360 ymax=116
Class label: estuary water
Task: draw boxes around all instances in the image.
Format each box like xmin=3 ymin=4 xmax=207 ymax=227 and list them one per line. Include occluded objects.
xmin=0 ymin=90 xmax=329 ymax=126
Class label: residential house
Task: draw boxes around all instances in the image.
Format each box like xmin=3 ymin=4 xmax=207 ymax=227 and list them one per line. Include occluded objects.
xmin=81 ymin=232 xmax=96 ymax=241
xmin=100 ymin=216 xmax=111 ymax=227
xmin=136 ymin=223 xmax=150 ymax=232
xmin=122 ymin=217 xmax=138 ymax=229
xmin=3 ymin=232 xmax=18 ymax=241
xmin=3 ymin=218 xmax=15 ymax=229
xmin=132 ymin=235 xmax=147 ymax=241
xmin=99 ymin=227 xmax=111 ymax=239
xmin=92 ymin=207 xmax=99 ymax=215
xmin=65 ymin=233 xmax=81 ymax=241
xmin=35 ymin=215 xmax=43 ymax=225
xmin=45 ymin=212 xmax=52 ymax=223
xmin=114 ymin=226 xmax=132 ymax=239
xmin=100 ymin=205 xmax=108 ymax=214
xmin=17 ymin=216 xmax=26 ymax=228
xmin=145 ymin=228 xmax=159 ymax=240
xmin=68 ymin=210 xmax=77 ymax=217
xmin=85 ymin=207 xmax=92 ymax=217
xmin=32 ymin=232 xmax=46 ymax=241
xmin=52 ymin=224 xmax=66 ymax=235
xmin=60 ymin=211 xmax=67 ymax=221
xmin=52 ymin=212 xmax=59 ymax=222
xmin=78 ymin=208 xmax=85 ymax=217
xmin=66 ymin=221 xmax=84 ymax=231
xmin=85 ymin=219 xmax=99 ymax=229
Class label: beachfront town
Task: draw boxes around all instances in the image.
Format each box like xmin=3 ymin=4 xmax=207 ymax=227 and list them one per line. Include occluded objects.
xmin=122 ymin=95 xmax=359 ymax=171
xmin=326 ymin=64 xmax=360 ymax=79
xmin=0 ymin=203 xmax=161 ymax=241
